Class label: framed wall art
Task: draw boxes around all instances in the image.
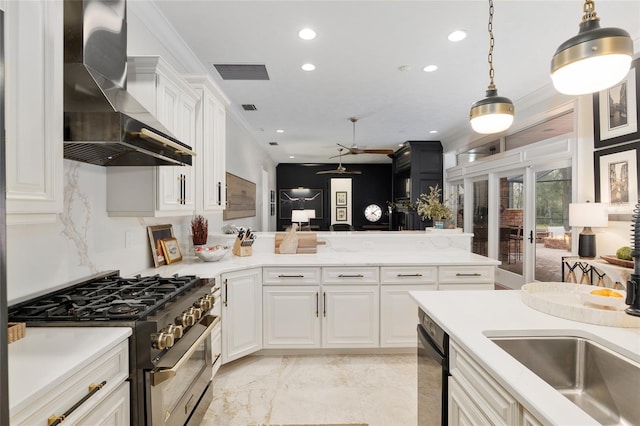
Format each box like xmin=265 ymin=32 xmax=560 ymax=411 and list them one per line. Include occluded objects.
xmin=336 ymin=206 xmax=347 ymax=221
xmin=336 ymin=191 xmax=347 ymax=206
xmin=594 ymin=141 xmax=639 ymax=217
xmin=147 ymin=224 xmax=174 ymax=267
xmin=160 ymin=238 xmax=182 ymax=264
xmin=223 ymin=172 xmax=256 ymax=220
xmin=593 ymin=57 xmax=639 ymax=148
xmin=279 ymin=188 xmax=323 ymax=219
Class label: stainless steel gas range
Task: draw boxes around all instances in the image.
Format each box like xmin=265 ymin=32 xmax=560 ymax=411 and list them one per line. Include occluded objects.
xmin=8 ymin=270 xmax=221 ymax=426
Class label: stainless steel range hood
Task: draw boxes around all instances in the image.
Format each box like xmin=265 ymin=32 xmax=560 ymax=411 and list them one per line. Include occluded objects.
xmin=63 ymin=0 xmax=194 ymax=166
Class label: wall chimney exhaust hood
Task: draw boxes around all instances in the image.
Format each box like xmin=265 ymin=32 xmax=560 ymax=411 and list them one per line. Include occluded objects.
xmin=63 ymin=0 xmax=194 ymax=167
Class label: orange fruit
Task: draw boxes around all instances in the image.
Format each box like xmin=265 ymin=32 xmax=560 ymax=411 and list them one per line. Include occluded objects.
xmin=609 ymin=291 xmax=623 ymax=298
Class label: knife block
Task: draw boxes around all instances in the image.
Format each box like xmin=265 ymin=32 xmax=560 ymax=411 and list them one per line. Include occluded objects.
xmin=232 ymin=239 xmax=252 ymax=257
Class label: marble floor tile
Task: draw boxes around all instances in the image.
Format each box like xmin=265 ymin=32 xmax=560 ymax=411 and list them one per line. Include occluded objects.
xmin=199 ymin=353 xmax=417 ymax=426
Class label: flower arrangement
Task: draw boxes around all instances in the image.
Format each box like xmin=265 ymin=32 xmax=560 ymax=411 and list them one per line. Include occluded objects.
xmin=191 ymin=215 xmax=208 ymax=246
xmin=416 ymin=185 xmax=453 ymax=222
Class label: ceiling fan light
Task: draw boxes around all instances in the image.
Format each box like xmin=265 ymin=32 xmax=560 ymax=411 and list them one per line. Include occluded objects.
xmin=469 ymin=89 xmax=515 ymax=134
xmin=550 ymin=5 xmax=633 ymax=95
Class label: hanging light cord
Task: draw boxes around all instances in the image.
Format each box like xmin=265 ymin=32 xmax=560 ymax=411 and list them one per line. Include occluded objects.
xmin=487 ymin=0 xmax=496 ymax=91
xmin=581 ymin=0 xmax=598 ymax=23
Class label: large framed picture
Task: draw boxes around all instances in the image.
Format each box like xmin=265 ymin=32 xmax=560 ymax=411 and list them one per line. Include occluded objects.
xmin=593 ymin=57 xmax=639 ymax=148
xmin=594 ymin=142 xmax=639 ymax=216
xmin=147 ymin=224 xmax=174 ymax=267
xmin=279 ymin=188 xmax=323 ymax=219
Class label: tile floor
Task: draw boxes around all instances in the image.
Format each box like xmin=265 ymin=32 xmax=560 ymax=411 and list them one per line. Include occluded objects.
xmin=199 ymin=353 xmax=417 ymax=426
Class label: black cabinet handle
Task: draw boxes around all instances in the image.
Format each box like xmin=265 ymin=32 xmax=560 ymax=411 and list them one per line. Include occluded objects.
xmin=337 ymin=274 xmax=364 ymax=278
xmin=48 ymin=381 xmax=107 ymax=426
xmin=217 ymin=181 xmax=222 ymax=206
xmin=397 ymin=273 xmax=423 ymax=277
xmin=528 ymin=230 xmax=534 ymax=243
xmin=323 ymin=292 xmax=326 ymax=317
xmin=277 ymin=275 xmax=305 ymax=278
xmin=315 ymin=292 xmax=319 ymax=317
xmin=455 ymin=273 xmax=481 ymax=277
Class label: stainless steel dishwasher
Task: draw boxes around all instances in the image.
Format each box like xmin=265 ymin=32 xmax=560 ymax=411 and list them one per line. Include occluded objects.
xmin=417 ymin=308 xmax=449 ymax=426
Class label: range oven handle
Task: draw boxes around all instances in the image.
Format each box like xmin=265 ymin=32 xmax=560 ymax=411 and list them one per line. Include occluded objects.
xmin=151 ymin=315 xmax=220 ymax=386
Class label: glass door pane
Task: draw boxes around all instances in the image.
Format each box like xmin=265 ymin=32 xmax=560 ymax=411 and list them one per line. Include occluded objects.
xmin=498 ymin=174 xmax=524 ymax=276
xmin=472 ymin=180 xmax=488 ymax=255
xmin=534 ymin=167 xmax=572 ymax=282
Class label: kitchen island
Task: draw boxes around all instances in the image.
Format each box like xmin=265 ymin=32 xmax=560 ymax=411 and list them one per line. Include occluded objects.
xmin=410 ymin=289 xmax=640 ymax=425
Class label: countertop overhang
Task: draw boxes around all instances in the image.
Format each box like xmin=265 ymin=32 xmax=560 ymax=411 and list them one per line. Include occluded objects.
xmin=409 ymin=290 xmax=640 ymax=425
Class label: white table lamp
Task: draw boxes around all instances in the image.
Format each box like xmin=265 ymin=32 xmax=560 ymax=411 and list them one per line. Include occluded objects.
xmin=291 ymin=210 xmax=308 ymax=228
xmin=569 ymin=202 xmax=608 ymax=258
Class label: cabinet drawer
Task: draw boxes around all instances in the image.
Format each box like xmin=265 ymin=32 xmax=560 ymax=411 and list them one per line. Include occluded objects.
xmin=263 ymin=267 xmax=321 ymax=285
xmin=381 ymin=266 xmax=437 ymax=284
xmin=322 ymin=267 xmax=379 ymax=284
xmin=438 ymin=266 xmax=494 ymax=283
xmin=13 ymin=339 xmax=129 ymax=425
xmin=450 ymin=341 xmax=518 ymax=425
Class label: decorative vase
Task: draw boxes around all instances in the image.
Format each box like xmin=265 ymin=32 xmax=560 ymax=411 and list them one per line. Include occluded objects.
xmin=434 ymin=220 xmax=444 ymax=229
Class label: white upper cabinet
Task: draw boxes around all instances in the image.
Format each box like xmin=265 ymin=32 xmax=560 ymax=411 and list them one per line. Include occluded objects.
xmin=185 ymin=75 xmax=230 ymax=213
xmin=107 ymin=56 xmax=198 ymax=217
xmin=4 ymin=0 xmax=63 ymax=224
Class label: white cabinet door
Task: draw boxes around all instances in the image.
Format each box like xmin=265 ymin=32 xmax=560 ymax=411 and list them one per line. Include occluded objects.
xmin=185 ymin=75 xmax=230 ymax=213
xmin=5 ymin=0 xmax=63 ymax=224
xmin=380 ymin=284 xmax=435 ymax=347
xmin=107 ymin=56 xmax=197 ymax=217
xmin=322 ymin=285 xmax=379 ymax=348
xmin=449 ymin=376 xmax=492 ymax=426
xmin=263 ymin=286 xmax=321 ymax=348
xmin=222 ymin=268 xmax=262 ymax=363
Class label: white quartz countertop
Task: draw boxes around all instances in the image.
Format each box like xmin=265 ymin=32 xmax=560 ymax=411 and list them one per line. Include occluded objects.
xmin=8 ymin=327 xmax=132 ymax=415
xmin=409 ymin=290 xmax=640 ymax=425
xmin=136 ymin=249 xmax=499 ymax=278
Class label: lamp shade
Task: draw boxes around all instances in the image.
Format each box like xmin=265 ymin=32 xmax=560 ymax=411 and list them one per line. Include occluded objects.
xmin=469 ymin=89 xmax=515 ymax=134
xmin=304 ymin=209 xmax=316 ymax=219
xmin=569 ymin=203 xmax=608 ymax=227
xmin=550 ymin=5 xmax=633 ymax=95
xmin=291 ymin=210 xmax=308 ymax=223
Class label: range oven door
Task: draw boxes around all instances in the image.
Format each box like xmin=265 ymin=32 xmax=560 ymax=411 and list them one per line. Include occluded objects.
xmin=417 ymin=323 xmax=449 ymax=426
xmin=148 ymin=315 xmax=219 ymax=426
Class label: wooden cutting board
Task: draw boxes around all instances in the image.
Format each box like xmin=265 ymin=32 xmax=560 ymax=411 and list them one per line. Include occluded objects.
xmin=274 ymin=232 xmax=318 ymax=254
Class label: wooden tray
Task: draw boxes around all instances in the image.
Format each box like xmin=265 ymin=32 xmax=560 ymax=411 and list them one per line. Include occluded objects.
xmin=275 ymin=232 xmax=319 ymax=254
xmin=600 ymin=255 xmax=634 ymax=269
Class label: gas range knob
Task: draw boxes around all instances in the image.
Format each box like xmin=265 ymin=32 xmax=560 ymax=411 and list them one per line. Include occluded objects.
xmin=175 ymin=313 xmax=194 ymax=327
xmin=187 ymin=307 xmax=203 ymax=320
xmin=165 ymin=324 xmax=183 ymax=339
xmin=194 ymin=296 xmax=212 ymax=311
xmin=152 ymin=332 xmax=174 ymax=350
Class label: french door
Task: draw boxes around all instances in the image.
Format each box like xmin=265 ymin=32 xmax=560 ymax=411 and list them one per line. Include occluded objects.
xmin=494 ymin=161 xmax=572 ymax=288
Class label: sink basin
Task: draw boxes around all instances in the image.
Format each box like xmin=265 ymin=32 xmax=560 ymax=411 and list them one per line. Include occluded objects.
xmin=490 ymin=336 xmax=640 ymax=425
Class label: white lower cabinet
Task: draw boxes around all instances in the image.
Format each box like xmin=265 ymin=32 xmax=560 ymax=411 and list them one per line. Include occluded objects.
xmin=449 ymin=340 xmax=541 ymax=426
xmin=322 ymin=285 xmax=379 ymax=348
xmin=380 ymin=266 xmax=437 ymax=347
xmin=263 ymin=285 xmax=321 ymax=348
xmin=221 ymin=268 xmax=263 ymax=363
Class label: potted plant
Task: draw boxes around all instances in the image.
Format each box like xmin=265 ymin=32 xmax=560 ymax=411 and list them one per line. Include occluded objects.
xmin=416 ymin=185 xmax=452 ymax=229
xmin=191 ymin=215 xmax=208 ymax=246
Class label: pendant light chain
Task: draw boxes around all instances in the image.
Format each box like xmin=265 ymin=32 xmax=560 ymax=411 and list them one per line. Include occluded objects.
xmin=581 ymin=0 xmax=597 ymax=23
xmin=487 ymin=0 xmax=495 ymax=90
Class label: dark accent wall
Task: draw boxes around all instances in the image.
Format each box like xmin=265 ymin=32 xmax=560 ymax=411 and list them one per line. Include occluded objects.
xmin=276 ymin=163 xmax=392 ymax=231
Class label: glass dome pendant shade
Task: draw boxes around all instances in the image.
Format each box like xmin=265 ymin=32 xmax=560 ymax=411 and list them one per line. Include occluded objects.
xmin=551 ymin=0 xmax=633 ymax=96
xmin=469 ymin=0 xmax=515 ymax=135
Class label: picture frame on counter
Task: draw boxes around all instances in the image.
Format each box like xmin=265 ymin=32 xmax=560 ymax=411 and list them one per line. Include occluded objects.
xmin=593 ymin=57 xmax=639 ymax=148
xmin=594 ymin=141 xmax=639 ymax=218
xmin=160 ymin=238 xmax=182 ymax=264
xmin=148 ymin=224 xmax=174 ymax=267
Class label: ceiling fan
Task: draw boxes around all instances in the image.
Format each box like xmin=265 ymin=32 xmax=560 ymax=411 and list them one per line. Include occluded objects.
xmin=332 ymin=117 xmax=395 ymax=158
xmin=316 ymin=148 xmax=362 ymax=175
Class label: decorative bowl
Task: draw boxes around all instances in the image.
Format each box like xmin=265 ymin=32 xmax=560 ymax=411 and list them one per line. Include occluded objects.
xmin=579 ymin=289 xmax=627 ymax=310
xmin=195 ymin=245 xmax=229 ymax=262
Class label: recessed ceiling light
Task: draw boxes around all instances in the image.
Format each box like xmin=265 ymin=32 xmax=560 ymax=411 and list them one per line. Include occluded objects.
xmin=429 ymin=130 xmax=438 ymax=134
xmin=276 ymin=129 xmax=284 ymax=133
xmin=448 ymin=30 xmax=467 ymax=42
xmin=301 ymin=63 xmax=316 ymax=71
xmin=289 ymin=155 xmax=295 ymax=159
xmin=423 ymin=65 xmax=438 ymax=73
xmin=298 ymin=28 xmax=316 ymax=40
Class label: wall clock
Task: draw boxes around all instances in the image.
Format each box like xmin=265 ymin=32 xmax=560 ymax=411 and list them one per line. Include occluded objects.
xmin=364 ymin=204 xmax=383 ymax=222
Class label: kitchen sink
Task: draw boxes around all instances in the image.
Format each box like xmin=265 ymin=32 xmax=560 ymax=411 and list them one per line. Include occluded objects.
xmin=489 ymin=336 xmax=640 ymax=426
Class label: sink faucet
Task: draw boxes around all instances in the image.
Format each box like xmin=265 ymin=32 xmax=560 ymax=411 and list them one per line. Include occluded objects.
xmin=626 ymin=202 xmax=640 ymax=317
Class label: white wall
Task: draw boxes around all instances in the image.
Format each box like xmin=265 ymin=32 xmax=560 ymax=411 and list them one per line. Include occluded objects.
xmin=6 ymin=1 xmax=276 ymax=304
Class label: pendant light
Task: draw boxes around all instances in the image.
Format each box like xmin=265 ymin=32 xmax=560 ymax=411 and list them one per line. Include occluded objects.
xmin=551 ymin=0 xmax=633 ymax=96
xmin=469 ymin=0 xmax=514 ymax=135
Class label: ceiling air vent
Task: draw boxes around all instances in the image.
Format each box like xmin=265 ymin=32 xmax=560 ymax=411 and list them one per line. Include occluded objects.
xmin=242 ymin=104 xmax=257 ymax=111
xmin=269 ymin=142 xmax=278 ymax=146
xmin=213 ymin=64 xmax=270 ymax=80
